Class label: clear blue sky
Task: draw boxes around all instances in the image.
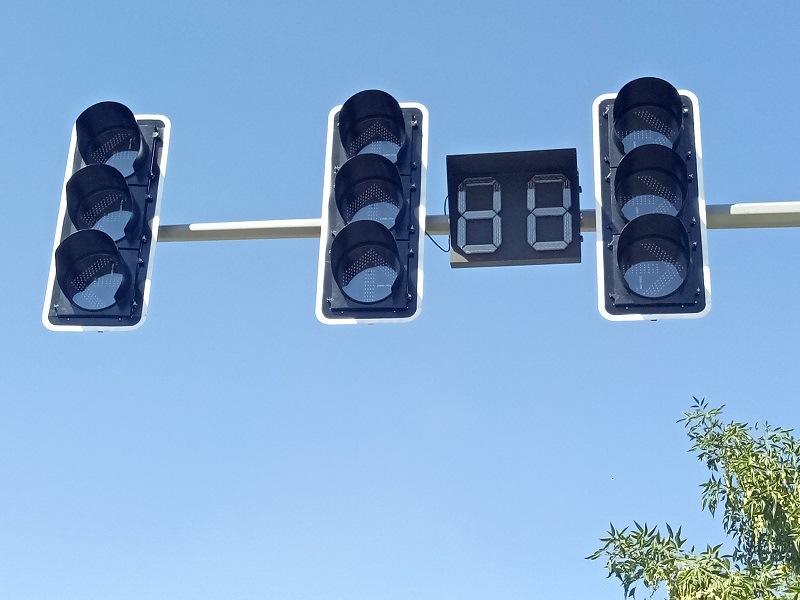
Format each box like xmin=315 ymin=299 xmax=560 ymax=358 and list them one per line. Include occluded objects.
xmin=1 ymin=2 xmax=798 ymax=599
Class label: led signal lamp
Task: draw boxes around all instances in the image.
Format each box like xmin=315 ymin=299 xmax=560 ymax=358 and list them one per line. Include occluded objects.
xmin=446 ymin=149 xmax=581 ymax=268
xmin=43 ymin=101 xmax=171 ymax=331
xmin=593 ymin=77 xmax=710 ymax=320
xmin=316 ymin=90 xmax=428 ymax=324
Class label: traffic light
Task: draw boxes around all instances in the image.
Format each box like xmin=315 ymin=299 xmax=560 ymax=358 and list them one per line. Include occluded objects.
xmin=593 ymin=77 xmax=710 ymax=320
xmin=316 ymin=90 xmax=428 ymax=324
xmin=446 ymin=149 xmax=581 ymax=268
xmin=43 ymin=102 xmax=171 ymax=331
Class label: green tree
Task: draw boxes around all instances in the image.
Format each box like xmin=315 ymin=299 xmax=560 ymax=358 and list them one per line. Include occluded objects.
xmin=588 ymin=398 xmax=800 ymax=600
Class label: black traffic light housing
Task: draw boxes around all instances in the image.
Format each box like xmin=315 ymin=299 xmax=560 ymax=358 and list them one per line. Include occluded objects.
xmin=43 ymin=102 xmax=171 ymax=331
xmin=593 ymin=77 xmax=710 ymax=320
xmin=446 ymin=149 xmax=581 ymax=268
xmin=316 ymin=90 xmax=428 ymax=324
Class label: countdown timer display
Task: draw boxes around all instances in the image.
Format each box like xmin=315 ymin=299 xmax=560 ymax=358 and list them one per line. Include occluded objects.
xmin=446 ymin=149 xmax=581 ymax=268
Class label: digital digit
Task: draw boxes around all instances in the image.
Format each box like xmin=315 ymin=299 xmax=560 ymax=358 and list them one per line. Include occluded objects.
xmin=526 ymin=174 xmax=572 ymax=251
xmin=457 ymin=177 xmax=502 ymax=254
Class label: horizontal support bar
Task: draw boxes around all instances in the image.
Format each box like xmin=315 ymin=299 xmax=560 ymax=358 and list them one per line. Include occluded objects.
xmin=158 ymin=218 xmax=322 ymax=242
xmin=157 ymin=202 xmax=800 ymax=242
xmin=158 ymin=215 xmax=451 ymax=242
xmin=705 ymin=201 xmax=800 ymax=229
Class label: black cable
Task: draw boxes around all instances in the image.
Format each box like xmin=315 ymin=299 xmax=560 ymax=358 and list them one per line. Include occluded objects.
xmin=426 ymin=230 xmax=449 ymax=252
xmin=425 ymin=195 xmax=450 ymax=253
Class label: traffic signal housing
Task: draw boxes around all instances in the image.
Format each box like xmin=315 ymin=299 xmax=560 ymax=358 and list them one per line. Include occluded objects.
xmin=316 ymin=90 xmax=428 ymax=324
xmin=593 ymin=77 xmax=710 ymax=320
xmin=43 ymin=102 xmax=171 ymax=331
xmin=446 ymin=149 xmax=581 ymax=268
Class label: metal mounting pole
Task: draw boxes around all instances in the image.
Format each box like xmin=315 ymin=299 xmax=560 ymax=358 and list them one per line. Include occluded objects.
xmin=157 ymin=202 xmax=800 ymax=242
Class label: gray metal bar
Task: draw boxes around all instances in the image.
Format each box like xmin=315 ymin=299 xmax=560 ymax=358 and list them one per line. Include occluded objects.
xmin=157 ymin=215 xmax=452 ymax=242
xmin=705 ymin=202 xmax=800 ymax=229
xmin=157 ymin=202 xmax=800 ymax=242
xmin=158 ymin=218 xmax=321 ymax=242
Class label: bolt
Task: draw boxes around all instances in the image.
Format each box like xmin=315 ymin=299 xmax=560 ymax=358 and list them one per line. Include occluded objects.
xmin=138 ymin=258 xmax=144 ymax=265
xmin=411 ymin=162 xmax=418 ymax=171
xmin=141 ymin=235 xmax=148 ymax=243
xmin=410 ymin=225 xmax=415 ymax=234
xmin=603 ymin=156 xmax=610 ymax=164
xmin=410 ymin=183 xmax=417 ymax=191
xmin=407 ymin=293 xmax=413 ymax=301
xmin=152 ymin=130 xmax=160 ymax=139
xmin=607 ymin=242 xmax=613 ymax=250
xmin=691 ymin=217 xmax=697 ymax=227
xmin=687 ymin=150 xmax=693 ymax=159
xmin=603 ymin=106 xmax=610 ymax=118
xmin=145 ymin=194 xmax=153 ymax=202
xmin=412 ymin=118 xmax=419 ymax=128
xmin=692 ymin=241 xmax=698 ymax=250
xmin=688 ymin=174 xmax=694 ymax=182
xmin=695 ymin=287 xmax=701 ymax=296
xmin=326 ymin=297 xmax=332 ymax=304
xmin=683 ymin=106 xmax=689 ymax=115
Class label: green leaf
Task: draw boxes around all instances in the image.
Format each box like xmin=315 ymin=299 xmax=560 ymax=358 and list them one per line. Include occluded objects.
xmin=592 ymin=400 xmax=800 ymax=600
